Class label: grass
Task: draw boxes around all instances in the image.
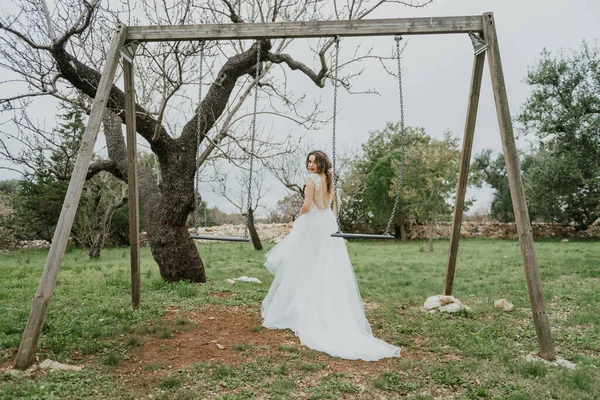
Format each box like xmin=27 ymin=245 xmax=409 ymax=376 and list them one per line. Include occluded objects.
xmin=0 ymin=238 xmax=599 ymax=399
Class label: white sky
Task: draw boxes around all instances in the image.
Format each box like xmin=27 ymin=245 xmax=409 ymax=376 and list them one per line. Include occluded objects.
xmin=1 ymin=0 xmax=599 ymax=217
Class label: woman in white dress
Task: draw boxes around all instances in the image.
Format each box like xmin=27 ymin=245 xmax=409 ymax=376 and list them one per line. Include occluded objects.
xmin=261 ymin=150 xmax=401 ymax=361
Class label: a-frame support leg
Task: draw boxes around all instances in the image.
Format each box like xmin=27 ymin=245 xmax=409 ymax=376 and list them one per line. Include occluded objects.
xmin=444 ymin=48 xmax=486 ymax=295
xmin=482 ymin=12 xmax=555 ymax=360
xmin=123 ymin=56 xmax=141 ymax=309
xmin=15 ymin=24 xmax=128 ymax=370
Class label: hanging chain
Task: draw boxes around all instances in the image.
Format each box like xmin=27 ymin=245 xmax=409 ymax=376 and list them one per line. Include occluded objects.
xmin=245 ymin=39 xmax=261 ymax=239
xmin=384 ymin=36 xmax=406 ymax=235
xmin=194 ymin=41 xmax=205 ymax=234
xmin=331 ymin=36 xmax=341 ymax=231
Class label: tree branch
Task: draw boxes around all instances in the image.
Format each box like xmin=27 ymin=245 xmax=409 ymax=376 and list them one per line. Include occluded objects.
xmin=266 ymin=52 xmax=327 ymax=87
xmin=0 ymin=22 xmax=51 ymax=51
xmin=87 ymin=159 xmax=123 ymax=180
xmin=221 ymin=0 xmax=245 ymax=23
xmin=51 ymin=46 xmax=172 ymax=159
xmin=54 ymin=0 xmax=100 ymax=48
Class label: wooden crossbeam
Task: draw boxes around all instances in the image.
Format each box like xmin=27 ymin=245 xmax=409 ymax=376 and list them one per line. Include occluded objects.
xmin=126 ymin=16 xmax=483 ymax=43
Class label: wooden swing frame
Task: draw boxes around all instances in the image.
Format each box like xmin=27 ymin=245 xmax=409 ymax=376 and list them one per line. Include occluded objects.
xmin=15 ymin=12 xmax=556 ymax=370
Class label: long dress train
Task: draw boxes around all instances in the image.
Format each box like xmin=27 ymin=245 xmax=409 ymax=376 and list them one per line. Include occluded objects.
xmin=261 ymin=173 xmax=400 ymax=361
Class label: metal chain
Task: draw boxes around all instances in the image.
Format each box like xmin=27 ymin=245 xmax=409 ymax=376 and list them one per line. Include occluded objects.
xmin=245 ymin=39 xmax=261 ymax=239
xmin=194 ymin=41 xmax=205 ymax=234
xmin=331 ymin=36 xmax=341 ymax=231
xmin=384 ymin=36 xmax=406 ymax=235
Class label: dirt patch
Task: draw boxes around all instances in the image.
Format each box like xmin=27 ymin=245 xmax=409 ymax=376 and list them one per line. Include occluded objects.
xmin=210 ymin=291 xmax=233 ymax=299
xmin=115 ymin=304 xmax=426 ymax=387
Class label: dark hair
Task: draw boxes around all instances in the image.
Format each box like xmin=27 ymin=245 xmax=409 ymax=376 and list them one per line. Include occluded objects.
xmin=306 ymin=150 xmax=333 ymax=194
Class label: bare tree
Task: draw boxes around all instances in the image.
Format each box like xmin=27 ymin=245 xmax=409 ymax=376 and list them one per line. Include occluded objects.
xmin=264 ymin=141 xmax=315 ymax=198
xmin=73 ymin=169 xmax=127 ymax=258
xmin=210 ymin=166 xmax=269 ymax=250
xmin=275 ymin=192 xmax=304 ymax=221
xmin=1 ymin=0 xmax=433 ymax=282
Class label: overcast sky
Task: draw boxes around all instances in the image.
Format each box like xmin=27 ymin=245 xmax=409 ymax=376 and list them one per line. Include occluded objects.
xmin=1 ymin=0 xmax=599 ymax=217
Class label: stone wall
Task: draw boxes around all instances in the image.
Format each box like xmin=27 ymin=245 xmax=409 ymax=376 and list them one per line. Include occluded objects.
xmin=409 ymin=221 xmax=600 ymax=240
xmin=6 ymin=221 xmax=597 ymax=251
xmin=184 ymin=221 xmax=600 ymax=244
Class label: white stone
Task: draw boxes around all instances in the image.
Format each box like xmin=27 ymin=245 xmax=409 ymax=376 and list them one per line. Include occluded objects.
xmin=38 ymin=359 xmax=82 ymax=372
xmin=226 ymin=279 xmax=236 ymax=284
xmin=424 ymin=295 xmax=461 ymax=310
xmin=232 ymin=276 xmax=262 ymax=283
xmin=494 ymin=298 xmax=514 ymax=312
xmin=439 ymin=303 xmax=463 ymax=313
xmin=524 ymin=353 xmax=576 ymax=370
xmin=216 ymin=343 xmax=225 ymax=350
xmin=423 ymin=295 xmax=442 ymax=310
xmin=424 ymin=295 xmax=470 ymax=313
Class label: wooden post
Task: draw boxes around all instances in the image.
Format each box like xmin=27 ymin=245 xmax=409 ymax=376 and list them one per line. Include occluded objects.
xmin=482 ymin=12 xmax=556 ymax=360
xmin=14 ymin=25 xmax=127 ymax=370
xmin=443 ymin=50 xmax=486 ymax=295
xmin=123 ymin=58 xmax=141 ymax=308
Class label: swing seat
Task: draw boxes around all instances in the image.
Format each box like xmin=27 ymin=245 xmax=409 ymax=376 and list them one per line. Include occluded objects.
xmin=190 ymin=234 xmax=251 ymax=242
xmin=331 ymin=231 xmax=395 ymax=240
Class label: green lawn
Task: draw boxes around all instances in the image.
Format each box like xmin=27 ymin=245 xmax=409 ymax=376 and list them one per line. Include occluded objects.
xmin=0 ymin=239 xmax=599 ymax=399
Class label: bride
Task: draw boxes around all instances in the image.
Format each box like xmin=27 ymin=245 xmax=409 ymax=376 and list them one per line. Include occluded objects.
xmin=261 ymin=150 xmax=401 ymax=361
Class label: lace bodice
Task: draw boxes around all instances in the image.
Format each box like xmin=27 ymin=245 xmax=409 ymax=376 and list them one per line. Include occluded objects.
xmin=306 ymin=173 xmax=333 ymax=210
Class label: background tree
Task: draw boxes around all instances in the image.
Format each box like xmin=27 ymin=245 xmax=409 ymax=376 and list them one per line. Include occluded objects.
xmin=344 ymin=123 xmax=480 ymax=243
xmin=472 ymin=149 xmax=521 ymax=223
xmin=523 ymin=148 xmax=599 ymax=229
xmin=1 ymin=0 xmax=433 ymax=282
xmin=265 ymin=145 xmax=312 ymax=198
xmin=393 ymin=131 xmax=466 ymax=252
xmin=516 ymin=42 xmax=600 ymax=229
xmin=275 ymin=192 xmax=304 ymax=222
xmin=211 ymin=168 xmax=269 ymax=250
xmin=72 ymin=169 xmax=127 ymax=258
xmin=0 ymin=104 xmax=128 ymax=254
xmin=0 ymin=182 xmax=18 ymax=249
xmin=12 ymin=176 xmax=68 ymax=241
xmin=343 ymin=124 xmax=429 ymax=240
xmin=0 ymin=179 xmax=19 ymax=194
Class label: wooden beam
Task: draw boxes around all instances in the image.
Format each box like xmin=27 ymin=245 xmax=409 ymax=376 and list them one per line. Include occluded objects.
xmin=14 ymin=24 xmax=128 ymax=370
xmin=123 ymin=58 xmax=141 ymax=309
xmin=482 ymin=12 xmax=556 ymax=360
xmin=126 ymin=16 xmax=483 ymax=43
xmin=444 ymin=50 xmax=486 ymax=295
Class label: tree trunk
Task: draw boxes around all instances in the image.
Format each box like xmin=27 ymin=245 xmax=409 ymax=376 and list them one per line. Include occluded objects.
xmin=247 ymin=208 xmax=263 ymax=251
xmin=428 ymin=219 xmax=434 ymax=252
xmin=89 ymin=240 xmax=101 ymax=259
xmin=400 ymin=223 xmax=407 ymax=243
xmin=102 ymin=112 xmax=206 ymax=282
xmin=147 ymin=221 xmax=205 ymax=282
xmin=140 ymin=157 xmax=205 ymax=282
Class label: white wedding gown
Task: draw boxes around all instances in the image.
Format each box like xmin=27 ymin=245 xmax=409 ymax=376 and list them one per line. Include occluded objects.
xmin=261 ymin=173 xmax=401 ymax=361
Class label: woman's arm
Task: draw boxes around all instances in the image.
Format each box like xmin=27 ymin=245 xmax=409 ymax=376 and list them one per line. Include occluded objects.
xmin=299 ymin=178 xmax=315 ymax=216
